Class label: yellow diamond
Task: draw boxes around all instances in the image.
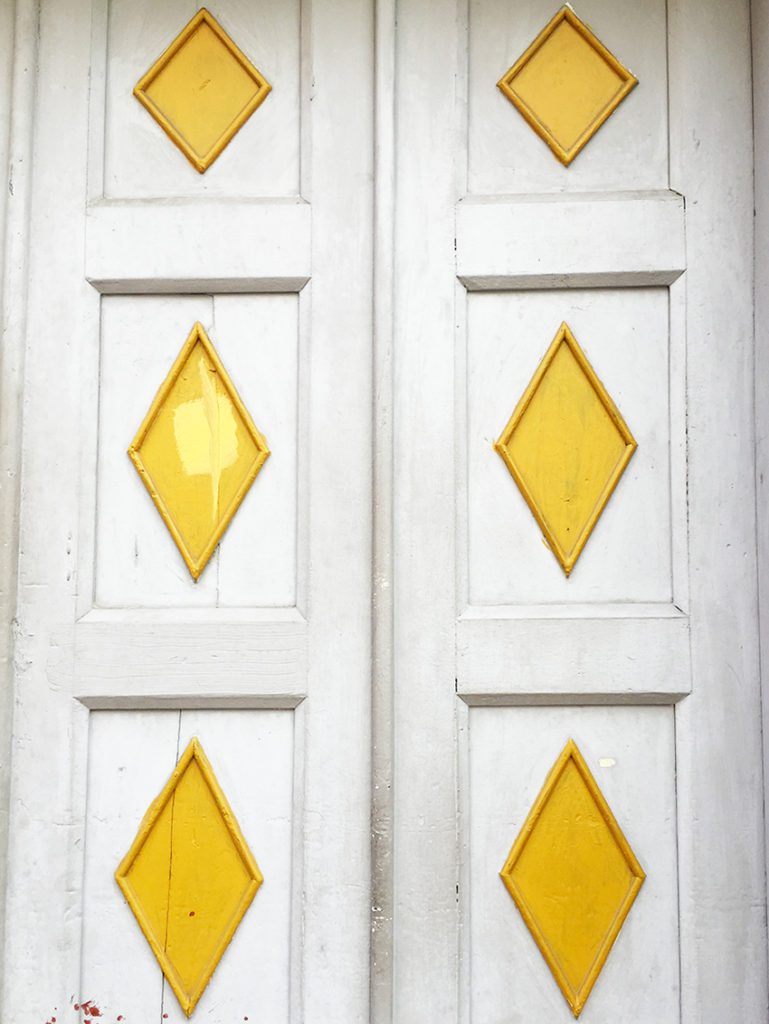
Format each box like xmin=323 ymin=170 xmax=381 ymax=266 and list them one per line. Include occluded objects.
xmin=116 ymin=738 xmax=263 ymax=1017
xmin=500 ymin=740 xmax=645 ymax=1018
xmin=134 ymin=8 xmax=271 ymax=173
xmin=128 ymin=322 xmax=270 ymax=581
xmin=497 ymin=5 xmax=637 ymax=165
xmin=494 ymin=322 xmax=636 ymax=576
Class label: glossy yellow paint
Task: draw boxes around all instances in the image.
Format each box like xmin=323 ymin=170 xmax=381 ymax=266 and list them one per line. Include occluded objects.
xmin=134 ymin=8 xmax=271 ymax=173
xmin=116 ymin=738 xmax=263 ymax=1017
xmin=128 ymin=322 xmax=270 ymax=580
xmin=494 ymin=322 xmax=636 ymax=576
xmin=497 ymin=6 xmax=637 ymax=165
xmin=500 ymin=740 xmax=645 ymax=1017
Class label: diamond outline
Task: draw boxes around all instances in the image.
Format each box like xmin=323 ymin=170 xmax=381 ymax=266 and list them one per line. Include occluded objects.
xmin=494 ymin=322 xmax=637 ymax=576
xmin=500 ymin=739 xmax=645 ymax=1018
xmin=115 ymin=737 xmax=264 ymax=1017
xmin=128 ymin=321 xmax=270 ymax=581
xmin=497 ymin=5 xmax=638 ymax=166
xmin=134 ymin=7 xmax=272 ymax=173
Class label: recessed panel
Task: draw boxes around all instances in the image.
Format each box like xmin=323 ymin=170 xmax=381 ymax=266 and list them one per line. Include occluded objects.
xmin=82 ymin=709 xmax=295 ymax=1022
xmin=467 ymin=705 xmax=678 ymax=1022
xmin=469 ymin=0 xmax=667 ymax=193
xmin=467 ymin=288 xmax=671 ymax=605
xmin=103 ymin=0 xmax=300 ymax=197
xmin=96 ymin=295 xmax=298 ymax=608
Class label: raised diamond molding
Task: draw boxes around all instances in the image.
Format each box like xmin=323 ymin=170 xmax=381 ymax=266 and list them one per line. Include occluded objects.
xmin=500 ymin=740 xmax=645 ymax=1017
xmin=497 ymin=5 xmax=637 ymax=165
xmin=128 ymin=321 xmax=270 ymax=581
xmin=116 ymin=738 xmax=263 ymax=1017
xmin=494 ymin=322 xmax=636 ymax=576
xmin=134 ymin=8 xmax=271 ymax=173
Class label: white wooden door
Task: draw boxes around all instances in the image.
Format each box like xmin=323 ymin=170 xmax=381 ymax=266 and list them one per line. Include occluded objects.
xmin=1 ymin=1 xmax=767 ymax=1023
xmin=0 ymin=1 xmax=373 ymax=1022
xmin=386 ymin=0 xmax=768 ymax=1021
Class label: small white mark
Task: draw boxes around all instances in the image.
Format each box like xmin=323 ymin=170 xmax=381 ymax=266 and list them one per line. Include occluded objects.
xmin=599 ymin=757 xmax=616 ymax=768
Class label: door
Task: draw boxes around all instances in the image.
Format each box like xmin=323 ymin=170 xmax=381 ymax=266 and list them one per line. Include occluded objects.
xmin=388 ymin=0 xmax=767 ymax=1021
xmin=1 ymin=1 xmax=767 ymax=1023
xmin=0 ymin=1 xmax=373 ymax=1022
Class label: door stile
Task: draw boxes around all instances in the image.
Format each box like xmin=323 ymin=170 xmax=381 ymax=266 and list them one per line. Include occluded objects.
xmin=670 ymin=0 xmax=768 ymax=1017
xmin=303 ymin=1 xmax=374 ymax=1021
xmin=371 ymin=0 xmax=397 ymax=1020
xmin=752 ymin=0 xmax=769 ymax=982
xmin=0 ymin=0 xmax=37 ymax=999
xmin=393 ymin=0 xmax=462 ymax=1018
xmin=1 ymin=0 xmax=94 ymax=1015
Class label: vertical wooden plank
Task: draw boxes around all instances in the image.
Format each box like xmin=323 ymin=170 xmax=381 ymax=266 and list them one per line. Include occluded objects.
xmin=163 ymin=710 xmax=295 ymax=1022
xmin=96 ymin=295 xmax=217 ymax=606
xmin=303 ymin=0 xmax=373 ymax=1020
xmin=0 ymin=0 xmax=37 ymax=999
xmin=393 ymin=0 xmax=459 ymax=1018
xmin=670 ymin=0 xmax=769 ymax=1017
xmin=753 ymin=0 xmax=769 ymax=987
xmin=213 ymin=294 xmax=298 ymax=608
xmin=81 ymin=711 xmax=179 ymax=1020
xmin=371 ymin=0 xmax=396 ymax=1017
xmin=1 ymin=0 xmax=95 ymax=1016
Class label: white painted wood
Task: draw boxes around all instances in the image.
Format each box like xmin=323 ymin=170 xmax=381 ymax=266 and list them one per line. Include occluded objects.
xmin=214 ymin=294 xmax=299 ymax=607
xmin=0 ymin=0 xmax=39 ymax=1001
xmin=301 ymin=2 xmax=373 ymax=1019
xmin=172 ymin=709 xmax=296 ymax=1023
xmin=371 ymin=0 xmax=396 ymax=1015
xmin=95 ymin=293 xmax=218 ymax=607
xmin=457 ymin=192 xmax=686 ymax=290
xmin=81 ymin=711 xmax=178 ymax=1022
xmin=753 ymin=0 xmax=769 ymax=949
xmin=457 ymin=611 xmax=690 ymax=702
xmin=86 ymin=199 xmax=311 ymax=293
xmin=103 ymin=0 xmax=301 ymax=199
xmin=466 ymin=706 xmax=679 ymax=1022
xmin=74 ymin=611 xmax=307 ymax=707
xmin=465 ymin=287 xmax=674 ymax=606
xmin=669 ymin=0 xmax=768 ymax=1017
xmin=393 ymin=0 xmax=765 ymax=1020
xmin=0 ymin=2 xmax=94 ymax=1018
xmin=0 ymin=1 xmax=374 ymax=1022
xmin=81 ymin=709 xmax=296 ymax=1023
xmin=392 ymin=0 xmax=460 ymax=1017
xmin=467 ymin=0 xmax=668 ymax=195
xmin=95 ymin=293 xmax=298 ymax=608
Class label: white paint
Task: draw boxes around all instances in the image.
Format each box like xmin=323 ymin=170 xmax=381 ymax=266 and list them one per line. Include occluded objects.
xmin=457 ymin=192 xmax=685 ymax=289
xmin=86 ymin=199 xmax=311 ymax=293
xmin=753 ymin=0 xmax=769 ymax=954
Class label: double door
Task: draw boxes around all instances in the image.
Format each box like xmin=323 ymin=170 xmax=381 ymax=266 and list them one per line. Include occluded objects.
xmin=1 ymin=0 xmax=766 ymax=1021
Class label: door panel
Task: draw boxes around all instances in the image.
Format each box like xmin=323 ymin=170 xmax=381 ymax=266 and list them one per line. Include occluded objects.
xmin=468 ymin=0 xmax=669 ymax=194
xmin=102 ymin=0 xmax=301 ymax=198
xmin=82 ymin=709 xmax=297 ymax=1021
xmin=1 ymin=1 xmax=372 ymax=1021
xmin=466 ymin=706 xmax=678 ymax=1023
xmin=392 ymin=0 xmax=765 ymax=1020
xmin=95 ymin=294 xmax=299 ymax=608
